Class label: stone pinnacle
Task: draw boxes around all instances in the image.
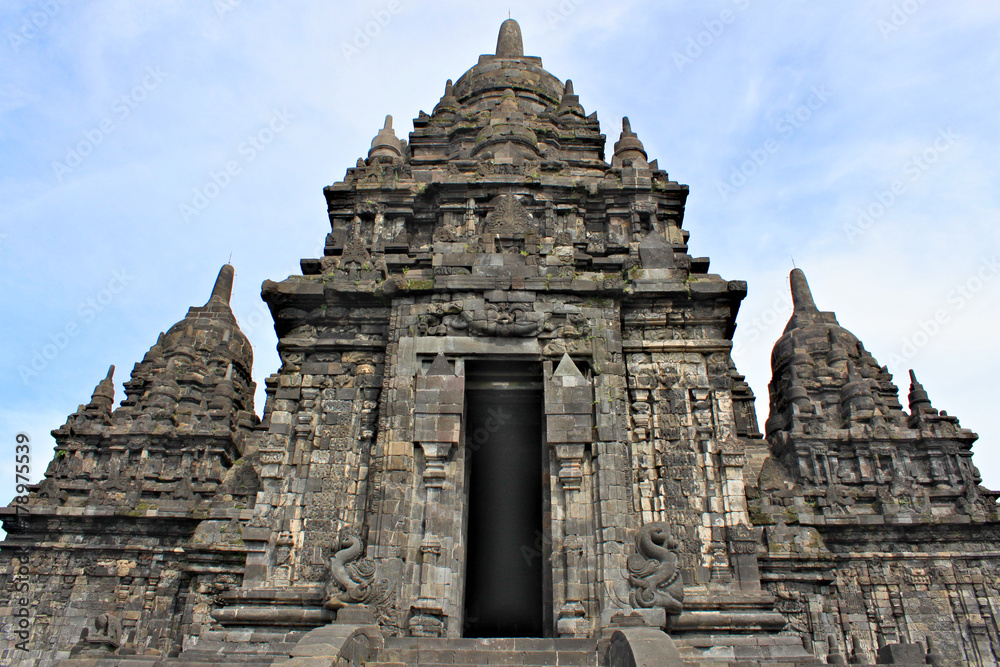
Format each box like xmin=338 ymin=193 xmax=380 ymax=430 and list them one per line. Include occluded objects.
xmin=496 ymin=18 xmax=524 ymax=57
xmin=88 ymin=364 xmax=116 ymax=411
xmin=209 ymin=264 xmax=235 ymax=305
xmin=908 ymin=369 xmax=935 ymax=414
xmin=613 ymin=117 xmax=647 ymax=162
xmin=789 ymin=268 xmax=818 ymax=313
xmin=369 ymin=114 xmax=403 ymax=159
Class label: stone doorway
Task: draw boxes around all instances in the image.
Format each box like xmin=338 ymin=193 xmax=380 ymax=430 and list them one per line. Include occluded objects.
xmin=462 ymin=360 xmax=547 ymax=637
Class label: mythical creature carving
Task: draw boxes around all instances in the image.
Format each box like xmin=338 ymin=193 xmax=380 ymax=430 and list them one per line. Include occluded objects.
xmin=414 ymin=300 xmax=550 ymax=338
xmin=325 ymin=535 xmax=376 ymax=609
xmin=324 ymin=535 xmax=397 ymax=630
xmin=415 ymin=302 xmax=467 ymax=336
xmin=626 ymin=522 xmax=684 ymax=618
xmin=462 ymin=302 xmax=547 ymax=337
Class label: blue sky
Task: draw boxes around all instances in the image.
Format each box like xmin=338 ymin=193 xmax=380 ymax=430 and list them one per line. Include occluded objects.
xmin=1 ymin=1 xmax=998 ymax=501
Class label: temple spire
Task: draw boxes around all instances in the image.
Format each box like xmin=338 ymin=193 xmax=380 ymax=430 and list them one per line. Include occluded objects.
xmin=434 ymin=79 xmax=458 ymax=116
xmin=86 ymin=365 xmax=116 ymax=413
xmin=557 ymin=79 xmax=584 ymax=117
xmin=208 ymin=264 xmax=234 ymax=305
xmin=496 ymin=18 xmax=524 ymax=57
xmin=908 ymin=369 xmax=936 ymax=416
xmin=782 ymin=268 xmax=828 ymax=333
xmin=368 ymin=114 xmax=403 ymax=162
xmin=789 ymin=268 xmax=818 ymax=313
xmin=613 ymin=117 xmax=648 ymax=167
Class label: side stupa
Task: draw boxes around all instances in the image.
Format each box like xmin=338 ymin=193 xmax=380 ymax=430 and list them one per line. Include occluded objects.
xmin=1 ymin=19 xmax=997 ymax=667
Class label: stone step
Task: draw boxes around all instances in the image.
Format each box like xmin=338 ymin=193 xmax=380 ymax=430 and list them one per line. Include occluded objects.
xmin=383 ymin=636 xmax=598 ymax=651
xmin=375 ymin=635 xmax=600 ymax=666
xmin=160 ymin=659 xmax=277 ymax=667
xmin=369 ymin=664 xmax=591 ymax=667
xmin=168 ymin=653 xmax=284 ymax=665
xmin=375 ymin=656 xmax=597 ymax=664
xmin=170 ymin=645 xmax=299 ymax=666
xmin=181 ymin=645 xmax=301 ymax=656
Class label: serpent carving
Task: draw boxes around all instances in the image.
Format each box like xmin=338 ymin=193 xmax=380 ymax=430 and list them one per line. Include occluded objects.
xmin=323 ymin=534 xmax=399 ymax=633
xmin=626 ymin=522 xmax=684 ymax=616
xmin=325 ymin=535 xmax=376 ymax=609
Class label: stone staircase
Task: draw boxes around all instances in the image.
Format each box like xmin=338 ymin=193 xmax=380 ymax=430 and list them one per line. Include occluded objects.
xmin=366 ymin=636 xmax=599 ymax=667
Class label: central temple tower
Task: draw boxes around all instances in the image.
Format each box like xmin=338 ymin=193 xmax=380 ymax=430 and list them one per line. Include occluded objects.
xmin=246 ymin=17 xmax=765 ymax=641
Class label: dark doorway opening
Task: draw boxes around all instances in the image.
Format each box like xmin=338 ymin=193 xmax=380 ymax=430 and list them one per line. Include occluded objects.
xmin=463 ymin=360 xmax=545 ymax=638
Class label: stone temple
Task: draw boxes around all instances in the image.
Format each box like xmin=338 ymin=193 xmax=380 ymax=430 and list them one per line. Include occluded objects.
xmin=3 ymin=19 xmax=999 ymax=667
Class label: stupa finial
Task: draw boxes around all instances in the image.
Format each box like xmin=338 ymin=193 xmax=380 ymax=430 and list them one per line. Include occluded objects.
xmin=789 ymin=268 xmax=818 ymax=313
xmin=908 ymin=369 xmax=936 ymax=415
xmin=209 ymin=264 xmax=235 ymax=305
xmin=612 ymin=116 xmax=648 ymax=166
xmin=496 ymin=18 xmax=524 ymax=57
xmin=368 ymin=114 xmax=403 ymax=160
xmin=86 ymin=365 xmax=116 ymax=412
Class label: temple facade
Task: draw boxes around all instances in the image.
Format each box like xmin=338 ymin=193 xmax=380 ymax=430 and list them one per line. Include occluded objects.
xmin=2 ymin=19 xmax=998 ymax=667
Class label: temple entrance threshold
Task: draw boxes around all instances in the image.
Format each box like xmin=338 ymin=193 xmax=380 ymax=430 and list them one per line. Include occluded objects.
xmin=462 ymin=360 xmax=545 ymax=637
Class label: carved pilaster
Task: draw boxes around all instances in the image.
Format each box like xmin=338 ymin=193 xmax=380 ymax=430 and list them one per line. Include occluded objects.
xmin=411 ymin=354 xmax=464 ymax=631
xmin=545 ymin=354 xmax=594 ymax=447
xmin=410 ymin=536 xmax=446 ymax=637
xmin=726 ymin=524 xmax=762 ymax=592
xmin=557 ymin=536 xmax=589 ymax=637
xmin=545 ymin=354 xmax=595 ymax=636
xmin=555 ymin=444 xmax=586 ymax=491
xmin=417 ymin=441 xmax=451 ymax=488
xmin=414 ymin=354 xmax=463 ymax=489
